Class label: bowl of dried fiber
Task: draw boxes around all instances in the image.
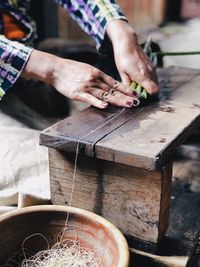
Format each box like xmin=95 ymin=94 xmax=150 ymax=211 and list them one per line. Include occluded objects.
xmin=0 ymin=205 xmax=129 ymax=267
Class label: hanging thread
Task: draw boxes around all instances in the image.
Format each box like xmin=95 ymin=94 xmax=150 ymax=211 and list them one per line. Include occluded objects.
xmin=3 ymin=107 xmax=127 ymax=267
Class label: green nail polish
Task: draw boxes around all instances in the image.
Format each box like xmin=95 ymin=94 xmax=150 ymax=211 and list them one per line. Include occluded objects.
xmin=131 ymin=82 xmax=148 ymax=99
xmin=140 ymin=88 xmax=148 ymax=99
xmin=130 ymin=81 xmax=137 ymax=89
xmin=136 ymin=84 xmax=142 ymax=95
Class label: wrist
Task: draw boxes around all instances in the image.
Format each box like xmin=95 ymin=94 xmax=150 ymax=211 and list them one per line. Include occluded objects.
xmin=106 ymin=19 xmax=138 ymax=46
xmin=21 ymin=49 xmax=58 ymax=85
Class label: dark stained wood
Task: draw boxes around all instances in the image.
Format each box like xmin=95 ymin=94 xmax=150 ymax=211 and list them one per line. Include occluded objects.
xmin=40 ymin=105 xmax=144 ymax=156
xmin=95 ymin=70 xmax=200 ymax=170
xmin=40 ymin=66 xmax=200 ymax=170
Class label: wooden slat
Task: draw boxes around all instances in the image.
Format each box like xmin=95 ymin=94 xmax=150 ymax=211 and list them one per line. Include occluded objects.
xmin=95 ymin=73 xmax=200 ymax=170
xmin=40 ymin=67 xmax=200 ymax=170
xmin=40 ymin=106 xmax=145 ymax=156
xmin=49 ymin=148 xmax=172 ymax=244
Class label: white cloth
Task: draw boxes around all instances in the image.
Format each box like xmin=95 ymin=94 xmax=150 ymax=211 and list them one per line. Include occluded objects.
xmin=0 ymin=111 xmax=50 ymax=213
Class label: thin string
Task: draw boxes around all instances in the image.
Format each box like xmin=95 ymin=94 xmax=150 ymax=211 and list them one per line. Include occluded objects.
xmin=61 ymin=107 xmax=126 ymax=237
xmin=22 ymin=233 xmax=50 ymax=261
xmin=3 ymin=107 xmax=128 ymax=266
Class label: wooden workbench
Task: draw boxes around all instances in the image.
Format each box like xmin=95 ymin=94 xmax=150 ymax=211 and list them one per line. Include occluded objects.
xmin=40 ymin=66 xmax=200 ymax=251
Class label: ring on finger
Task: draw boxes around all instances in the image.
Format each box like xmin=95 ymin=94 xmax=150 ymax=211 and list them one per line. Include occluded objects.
xmin=109 ymin=88 xmax=116 ymax=96
xmin=113 ymin=81 xmax=119 ymax=89
xmin=101 ymin=92 xmax=109 ymax=102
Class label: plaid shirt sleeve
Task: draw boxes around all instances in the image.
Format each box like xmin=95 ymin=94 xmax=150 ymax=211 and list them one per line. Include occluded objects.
xmin=54 ymin=0 xmax=127 ymax=51
xmin=0 ymin=35 xmax=32 ymax=99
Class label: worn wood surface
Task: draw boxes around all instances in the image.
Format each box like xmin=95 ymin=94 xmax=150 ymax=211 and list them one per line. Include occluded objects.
xmin=129 ymin=154 xmax=200 ymax=266
xmin=49 ymin=148 xmax=172 ymax=244
xmin=48 ymin=146 xmax=200 ymax=257
xmin=40 ymin=66 xmax=200 ymax=171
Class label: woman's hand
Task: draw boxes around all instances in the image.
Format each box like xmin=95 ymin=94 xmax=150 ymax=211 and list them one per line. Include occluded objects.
xmin=106 ymin=20 xmax=159 ymax=95
xmin=22 ymin=50 xmax=139 ymax=109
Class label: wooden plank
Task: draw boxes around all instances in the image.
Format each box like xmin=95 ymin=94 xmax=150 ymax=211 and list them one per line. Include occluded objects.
xmin=95 ymin=72 xmax=200 ymax=170
xmin=49 ymin=148 xmax=172 ymax=244
xmin=40 ymin=106 xmax=144 ymax=156
xmin=40 ymin=66 xmax=199 ymax=149
xmin=157 ymin=66 xmax=200 ymax=100
xmin=40 ymin=67 xmax=200 ymax=170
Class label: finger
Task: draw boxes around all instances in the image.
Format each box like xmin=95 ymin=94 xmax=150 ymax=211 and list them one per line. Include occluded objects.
xmin=100 ymin=73 xmax=135 ymax=97
xmin=76 ymin=92 xmax=108 ymax=109
xmin=105 ymin=90 xmax=140 ymax=108
xmin=89 ymin=88 xmax=109 ymax=101
xmin=89 ymin=88 xmax=140 ymax=108
xmin=130 ymin=68 xmax=159 ymax=95
xmin=120 ymin=73 xmax=131 ymax=87
xmin=91 ymin=82 xmax=110 ymax=92
xmin=139 ymin=79 xmax=159 ymax=95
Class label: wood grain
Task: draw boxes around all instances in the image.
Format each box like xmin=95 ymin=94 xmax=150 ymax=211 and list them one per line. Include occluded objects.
xmin=40 ymin=66 xmax=200 ymax=248
xmin=49 ymin=148 xmax=172 ymax=244
xmin=95 ymin=71 xmax=200 ymax=170
xmin=40 ymin=66 xmax=200 ymax=170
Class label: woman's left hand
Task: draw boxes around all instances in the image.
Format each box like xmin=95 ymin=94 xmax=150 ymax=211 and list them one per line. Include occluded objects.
xmin=106 ymin=20 xmax=159 ymax=95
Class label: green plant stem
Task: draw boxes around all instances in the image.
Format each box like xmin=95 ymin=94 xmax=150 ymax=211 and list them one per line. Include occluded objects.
xmin=154 ymin=51 xmax=200 ymax=57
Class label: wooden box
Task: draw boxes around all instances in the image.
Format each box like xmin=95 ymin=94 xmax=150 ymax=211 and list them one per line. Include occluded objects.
xmin=40 ymin=66 xmax=200 ymax=250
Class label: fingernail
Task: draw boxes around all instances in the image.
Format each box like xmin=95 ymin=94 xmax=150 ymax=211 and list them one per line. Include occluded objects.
xmin=132 ymin=90 xmax=139 ymax=97
xmin=133 ymin=99 xmax=140 ymax=107
xmin=126 ymin=101 xmax=134 ymax=107
xmin=130 ymin=81 xmax=137 ymax=89
xmin=109 ymin=88 xmax=116 ymax=96
xmin=102 ymin=101 xmax=108 ymax=106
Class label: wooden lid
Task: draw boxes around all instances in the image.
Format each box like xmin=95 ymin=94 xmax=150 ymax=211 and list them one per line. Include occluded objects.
xmin=40 ymin=66 xmax=200 ymax=170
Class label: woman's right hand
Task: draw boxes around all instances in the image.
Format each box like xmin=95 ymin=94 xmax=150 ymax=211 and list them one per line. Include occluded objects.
xmin=22 ymin=50 xmax=140 ymax=109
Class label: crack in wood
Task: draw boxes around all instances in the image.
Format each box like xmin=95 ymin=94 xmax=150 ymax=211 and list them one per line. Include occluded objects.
xmin=129 ymin=208 xmax=158 ymax=227
xmin=93 ymin=161 xmax=104 ymax=216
